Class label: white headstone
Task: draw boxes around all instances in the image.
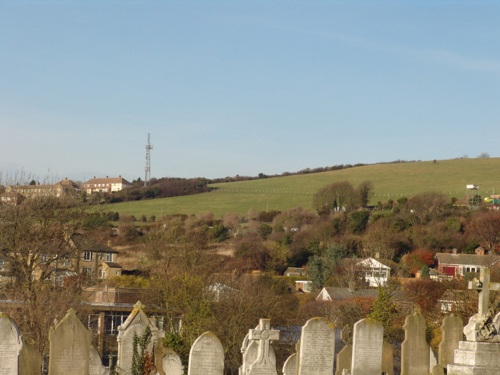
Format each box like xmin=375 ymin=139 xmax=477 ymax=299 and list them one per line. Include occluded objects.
xmin=298 ymin=317 xmax=335 ymax=375
xmin=282 ymin=353 xmax=297 ymax=375
xmin=159 ymin=348 xmax=183 ymax=375
xmin=351 ymin=318 xmax=383 ymax=375
xmin=188 ymin=331 xmax=224 ymax=375
xmin=0 ymin=312 xmax=23 ymax=375
xmin=247 ymin=319 xmax=280 ymax=375
xmin=116 ymin=301 xmax=162 ymax=375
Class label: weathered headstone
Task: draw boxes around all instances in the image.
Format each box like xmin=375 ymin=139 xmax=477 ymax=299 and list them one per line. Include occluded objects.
xmin=155 ymin=346 xmax=183 ymax=375
xmin=241 ymin=338 xmax=276 ymax=375
xmin=89 ymin=346 xmax=109 ymax=375
xmin=48 ymin=308 xmax=91 ymax=375
xmin=188 ymin=331 xmax=224 ymax=375
xmin=282 ymin=353 xmax=297 ymax=375
xmin=438 ymin=314 xmax=463 ymax=369
xmin=382 ymin=340 xmax=394 ymax=375
xmin=19 ymin=340 xmax=43 ymax=375
xmin=116 ymin=301 xmax=163 ymax=375
xmin=297 ymin=317 xmax=335 ymax=375
xmin=350 ymin=318 xmax=383 ymax=375
xmin=401 ymin=312 xmax=429 ymax=375
xmin=335 ymin=326 xmax=352 ymax=375
xmin=0 ymin=312 xmax=23 ymax=375
xmin=247 ymin=319 xmax=280 ymax=375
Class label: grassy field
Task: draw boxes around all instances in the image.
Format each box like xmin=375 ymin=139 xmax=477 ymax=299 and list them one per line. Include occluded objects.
xmin=108 ymin=158 xmax=500 ymax=218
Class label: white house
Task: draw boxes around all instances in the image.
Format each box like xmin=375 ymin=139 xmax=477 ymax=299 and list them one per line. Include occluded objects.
xmin=356 ymin=257 xmax=392 ymax=287
xmin=82 ymin=176 xmax=132 ymax=194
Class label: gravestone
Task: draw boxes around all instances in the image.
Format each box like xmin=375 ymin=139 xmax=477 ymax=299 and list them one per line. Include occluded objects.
xmin=188 ymin=331 xmax=224 ymax=375
xmin=297 ymin=317 xmax=335 ymax=375
xmin=90 ymin=346 xmax=109 ymax=375
xmin=241 ymin=338 xmax=276 ymax=374
xmin=350 ymin=318 xmax=383 ymax=375
xmin=382 ymin=340 xmax=394 ymax=375
xmin=116 ymin=301 xmax=163 ymax=375
xmin=282 ymin=353 xmax=297 ymax=375
xmin=48 ymin=308 xmax=91 ymax=375
xmin=335 ymin=326 xmax=352 ymax=375
xmin=247 ymin=318 xmax=280 ymax=375
xmin=401 ymin=312 xmax=429 ymax=375
xmin=0 ymin=312 xmax=23 ymax=375
xmin=19 ymin=340 xmax=43 ymax=375
xmin=448 ymin=268 xmax=500 ymax=374
xmin=437 ymin=313 xmax=462 ymax=367
xmin=155 ymin=346 xmax=183 ymax=375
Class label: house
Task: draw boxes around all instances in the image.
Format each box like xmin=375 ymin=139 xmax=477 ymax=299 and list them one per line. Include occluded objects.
xmin=295 ymin=280 xmax=313 ymax=293
xmin=356 ymin=257 xmax=394 ymax=287
xmin=0 ymin=191 xmax=23 ymax=205
xmin=284 ymin=267 xmax=307 ymax=277
xmin=435 ymin=252 xmax=500 ymax=278
xmin=4 ymin=178 xmax=80 ymax=200
xmin=27 ymin=234 xmax=122 ymax=284
xmin=71 ymin=234 xmax=122 ymax=280
xmin=82 ymin=176 xmax=132 ymax=194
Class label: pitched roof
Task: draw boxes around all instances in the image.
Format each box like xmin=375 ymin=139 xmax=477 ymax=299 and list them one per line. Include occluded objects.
xmin=104 ymin=262 xmax=122 ymax=269
xmin=70 ymin=234 xmax=118 ymax=253
xmin=435 ymin=253 xmax=500 ymax=267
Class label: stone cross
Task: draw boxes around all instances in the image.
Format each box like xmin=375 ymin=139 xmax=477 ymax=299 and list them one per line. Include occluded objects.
xmin=468 ymin=268 xmax=500 ymax=318
xmin=248 ymin=318 xmax=280 ymax=366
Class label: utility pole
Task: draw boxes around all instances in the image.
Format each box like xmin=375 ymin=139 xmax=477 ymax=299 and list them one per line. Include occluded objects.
xmin=144 ymin=133 xmax=153 ymax=187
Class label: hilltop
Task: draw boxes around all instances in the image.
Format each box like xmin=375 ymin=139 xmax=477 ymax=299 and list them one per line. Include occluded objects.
xmin=109 ymin=158 xmax=500 ymax=218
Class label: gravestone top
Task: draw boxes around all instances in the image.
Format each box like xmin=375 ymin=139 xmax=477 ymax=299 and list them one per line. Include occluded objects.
xmin=0 ymin=312 xmax=23 ymax=375
xmin=248 ymin=318 xmax=280 ymax=367
xmin=465 ymin=268 xmax=500 ymax=341
xmin=188 ymin=331 xmax=224 ymax=375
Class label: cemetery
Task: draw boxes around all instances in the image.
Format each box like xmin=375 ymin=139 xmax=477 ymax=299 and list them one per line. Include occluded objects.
xmin=1 ymin=268 xmax=500 ymax=375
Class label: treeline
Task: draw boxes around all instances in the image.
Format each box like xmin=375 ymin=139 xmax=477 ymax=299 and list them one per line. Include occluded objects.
xmin=109 ymin=177 xmax=211 ymax=203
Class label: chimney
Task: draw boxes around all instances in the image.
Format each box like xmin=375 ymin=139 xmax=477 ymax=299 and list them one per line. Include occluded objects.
xmin=375 ymin=252 xmax=380 ymax=259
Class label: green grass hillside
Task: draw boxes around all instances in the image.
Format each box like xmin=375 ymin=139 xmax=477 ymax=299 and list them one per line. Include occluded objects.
xmin=109 ymin=158 xmax=500 ymax=218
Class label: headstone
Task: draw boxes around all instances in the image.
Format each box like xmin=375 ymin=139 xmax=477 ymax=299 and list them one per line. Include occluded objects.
xmin=296 ymin=317 xmax=335 ymax=375
xmin=188 ymin=331 xmax=224 ymax=375
xmin=247 ymin=319 xmax=280 ymax=375
xmin=400 ymin=312 xmax=429 ymax=375
xmin=0 ymin=312 xmax=23 ymax=375
xmin=155 ymin=346 xmax=183 ymax=375
xmin=89 ymin=346 xmax=109 ymax=375
xmin=19 ymin=340 xmax=43 ymax=375
xmin=464 ymin=267 xmax=500 ymax=341
xmin=116 ymin=301 xmax=163 ymax=375
xmin=282 ymin=353 xmax=297 ymax=375
xmin=48 ymin=308 xmax=91 ymax=375
xmin=335 ymin=327 xmax=352 ymax=375
xmin=447 ymin=341 xmax=500 ymax=374
xmin=431 ymin=364 xmax=445 ymax=375
xmin=438 ymin=314 xmax=463 ymax=368
xmin=382 ymin=340 xmax=394 ymax=375
xmin=350 ymin=318 xmax=383 ymax=375
xmin=241 ymin=339 xmax=276 ymax=375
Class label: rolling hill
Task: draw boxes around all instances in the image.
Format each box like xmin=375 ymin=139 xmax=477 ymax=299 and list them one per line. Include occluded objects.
xmin=108 ymin=158 xmax=500 ymax=218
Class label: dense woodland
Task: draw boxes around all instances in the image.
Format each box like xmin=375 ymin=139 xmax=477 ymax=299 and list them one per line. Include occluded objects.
xmin=0 ymin=179 xmax=499 ymax=373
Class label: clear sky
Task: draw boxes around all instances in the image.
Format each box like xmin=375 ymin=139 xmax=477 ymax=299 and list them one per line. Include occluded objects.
xmin=1 ymin=1 xmax=499 ymax=182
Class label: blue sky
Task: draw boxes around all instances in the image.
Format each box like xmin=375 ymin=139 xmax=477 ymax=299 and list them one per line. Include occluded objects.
xmin=1 ymin=1 xmax=499 ymax=182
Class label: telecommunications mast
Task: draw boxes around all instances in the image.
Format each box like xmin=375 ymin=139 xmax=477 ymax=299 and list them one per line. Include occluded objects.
xmin=144 ymin=133 xmax=153 ymax=187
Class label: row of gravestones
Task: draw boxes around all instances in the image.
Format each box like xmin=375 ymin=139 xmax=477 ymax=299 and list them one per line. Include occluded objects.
xmin=0 ymin=303 xmax=464 ymax=375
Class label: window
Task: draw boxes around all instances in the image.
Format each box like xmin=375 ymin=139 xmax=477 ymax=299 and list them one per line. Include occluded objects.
xmin=0 ymin=260 xmax=4 ymax=271
xmin=105 ymin=312 xmax=129 ymax=335
xmin=98 ymin=269 xmax=106 ymax=279
xmin=83 ymin=267 xmax=93 ymax=275
xmin=106 ymin=253 xmax=113 ymax=262
xmin=83 ymin=252 xmax=93 ymax=261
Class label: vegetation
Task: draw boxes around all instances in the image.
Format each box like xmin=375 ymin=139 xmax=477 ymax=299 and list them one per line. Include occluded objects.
xmin=109 ymin=158 xmax=500 ymax=218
